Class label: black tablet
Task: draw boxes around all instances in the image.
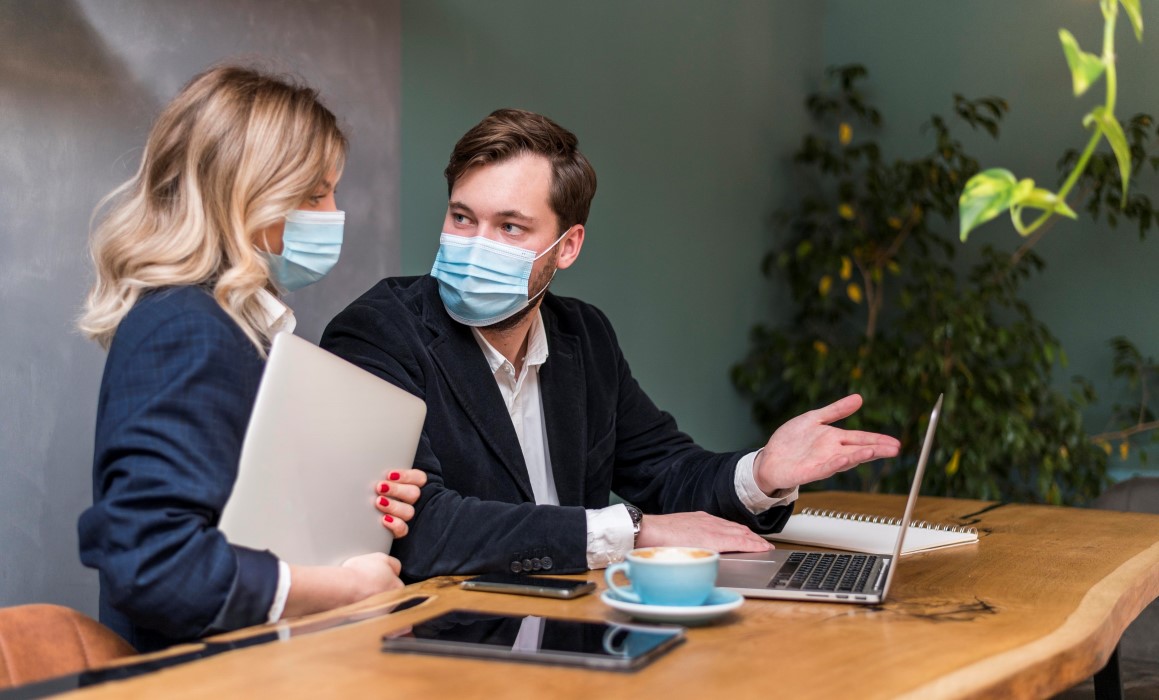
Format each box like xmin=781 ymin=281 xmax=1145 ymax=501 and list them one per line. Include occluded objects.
xmin=381 ymin=609 xmax=684 ymax=671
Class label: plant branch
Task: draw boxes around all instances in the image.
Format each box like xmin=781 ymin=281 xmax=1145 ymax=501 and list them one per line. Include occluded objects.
xmin=882 ymin=213 xmax=915 ymax=261
xmin=853 ymin=255 xmax=880 ymax=341
xmin=1009 ymin=225 xmax=1051 ymax=268
xmin=1091 ymin=419 xmax=1159 ymax=444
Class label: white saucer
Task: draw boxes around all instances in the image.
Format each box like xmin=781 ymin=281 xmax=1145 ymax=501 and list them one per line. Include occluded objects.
xmin=600 ymin=588 xmax=744 ymax=625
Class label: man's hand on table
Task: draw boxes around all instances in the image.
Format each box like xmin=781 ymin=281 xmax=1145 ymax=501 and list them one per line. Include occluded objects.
xmin=636 ymin=511 xmax=773 ymax=552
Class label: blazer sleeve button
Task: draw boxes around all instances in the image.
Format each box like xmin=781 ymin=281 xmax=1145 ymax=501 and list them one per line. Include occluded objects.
xmin=531 ymin=558 xmax=542 ymax=571
xmin=522 ymin=559 xmax=533 ymax=572
xmin=541 ymin=556 xmax=553 ymax=570
xmin=510 ymin=561 xmax=522 ymax=573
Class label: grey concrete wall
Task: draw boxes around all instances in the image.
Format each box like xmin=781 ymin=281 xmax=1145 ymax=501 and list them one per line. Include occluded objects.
xmin=0 ymin=0 xmax=401 ymax=616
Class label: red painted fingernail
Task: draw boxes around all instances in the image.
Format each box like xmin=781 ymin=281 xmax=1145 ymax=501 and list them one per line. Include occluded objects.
xmin=383 ymin=515 xmax=394 ymax=524
xmin=378 ymin=497 xmax=390 ymax=507
xmin=377 ymin=483 xmax=390 ymax=494
xmin=389 ymin=471 xmax=401 ymax=481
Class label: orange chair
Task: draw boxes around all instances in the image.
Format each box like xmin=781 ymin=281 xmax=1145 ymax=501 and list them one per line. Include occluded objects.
xmin=0 ymin=604 xmax=136 ymax=689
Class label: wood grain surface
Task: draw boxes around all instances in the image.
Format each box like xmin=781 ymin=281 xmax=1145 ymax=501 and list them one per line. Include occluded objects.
xmin=47 ymin=492 xmax=1159 ymax=700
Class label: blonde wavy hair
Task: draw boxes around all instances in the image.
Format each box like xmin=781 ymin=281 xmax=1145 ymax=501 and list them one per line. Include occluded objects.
xmin=79 ymin=64 xmax=347 ymax=352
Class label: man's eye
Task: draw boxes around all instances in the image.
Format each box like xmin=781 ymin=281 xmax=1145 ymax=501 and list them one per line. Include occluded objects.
xmin=501 ymin=224 xmax=522 ymax=234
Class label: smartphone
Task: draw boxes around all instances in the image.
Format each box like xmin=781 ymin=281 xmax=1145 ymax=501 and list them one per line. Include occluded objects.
xmin=460 ymin=573 xmax=596 ymax=599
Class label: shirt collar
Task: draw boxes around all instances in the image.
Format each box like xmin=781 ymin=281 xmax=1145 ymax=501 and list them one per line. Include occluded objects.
xmin=256 ymin=288 xmax=296 ymax=335
xmin=471 ymin=310 xmax=549 ymax=375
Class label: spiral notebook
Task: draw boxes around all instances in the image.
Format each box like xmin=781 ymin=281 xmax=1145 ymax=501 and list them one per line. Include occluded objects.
xmin=764 ymin=506 xmax=978 ymax=555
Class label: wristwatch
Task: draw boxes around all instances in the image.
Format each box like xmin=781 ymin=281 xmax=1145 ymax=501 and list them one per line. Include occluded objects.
xmin=624 ymin=504 xmax=643 ymax=545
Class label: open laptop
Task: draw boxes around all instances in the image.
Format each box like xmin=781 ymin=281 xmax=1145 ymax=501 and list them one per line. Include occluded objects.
xmin=219 ymin=332 xmax=426 ymax=566
xmin=717 ymin=394 xmax=943 ymax=604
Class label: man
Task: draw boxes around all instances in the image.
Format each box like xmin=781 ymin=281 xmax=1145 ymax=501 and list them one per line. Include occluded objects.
xmin=322 ymin=109 xmax=899 ymax=581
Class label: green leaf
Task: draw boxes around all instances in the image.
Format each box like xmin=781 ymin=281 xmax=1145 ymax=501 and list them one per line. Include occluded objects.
xmin=1012 ymin=185 xmax=1078 ymax=219
xmin=1084 ymin=107 xmax=1132 ymax=207
xmin=1121 ymin=0 xmax=1143 ymax=42
xmin=1059 ymin=30 xmax=1105 ymax=96
xmin=959 ymin=168 xmax=1018 ymax=241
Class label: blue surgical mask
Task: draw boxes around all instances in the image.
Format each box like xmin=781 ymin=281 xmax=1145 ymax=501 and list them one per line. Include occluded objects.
xmin=431 ymin=231 xmax=568 ymax=326
xmin=262 ymin=209 xmax=345 ymax=292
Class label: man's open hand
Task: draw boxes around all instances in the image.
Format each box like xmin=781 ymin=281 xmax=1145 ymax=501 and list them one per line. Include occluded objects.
xmin=754 ymin=394 xmax=900 ymax=494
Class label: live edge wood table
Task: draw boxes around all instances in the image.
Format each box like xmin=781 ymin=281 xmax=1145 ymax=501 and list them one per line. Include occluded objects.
xmin=38 ymin=493 xmax=1159 ymax=699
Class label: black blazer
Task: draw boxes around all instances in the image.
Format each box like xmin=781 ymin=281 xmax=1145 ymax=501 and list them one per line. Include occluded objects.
xmin=321 ymin=276 xmax=791 ymax=581
xmin=77 ymin=287 xmax=279 ymax=652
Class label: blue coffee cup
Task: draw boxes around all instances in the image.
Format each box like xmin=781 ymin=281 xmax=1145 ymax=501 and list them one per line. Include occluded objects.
xmin=604 ymin=547 xmax=719 ymax=606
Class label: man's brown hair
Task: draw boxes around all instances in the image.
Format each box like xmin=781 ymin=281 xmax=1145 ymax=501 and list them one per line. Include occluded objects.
xmin=445 ymin=108 xmax=597 ymax=231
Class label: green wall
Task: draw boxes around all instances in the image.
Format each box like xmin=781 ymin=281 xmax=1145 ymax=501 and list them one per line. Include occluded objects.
xmin=401 ymin=1 xmax=826 ymax=451
xmin=823 ymin=0 xmax=1159 ymax=479
xmin=401 ymin=1 xmax=1158 ymax=477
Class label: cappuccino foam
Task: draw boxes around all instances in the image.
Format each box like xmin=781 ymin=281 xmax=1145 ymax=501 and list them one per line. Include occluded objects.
xmin=633 ymin=547 xmax=714 ymax=561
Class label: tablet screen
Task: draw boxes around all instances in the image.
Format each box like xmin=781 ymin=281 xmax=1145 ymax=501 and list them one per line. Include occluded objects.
xmin=381 ymin=609 xmax=684 ymax=671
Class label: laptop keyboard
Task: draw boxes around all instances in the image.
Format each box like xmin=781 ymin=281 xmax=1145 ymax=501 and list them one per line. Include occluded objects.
xmin=770 ymin=552 xmax=876 ymax=593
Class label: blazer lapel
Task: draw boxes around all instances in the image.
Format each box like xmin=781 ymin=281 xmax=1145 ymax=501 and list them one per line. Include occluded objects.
xmin=539 ymin=304 xmax=587 ymax=507
xmin=423 ymin=286 xmax=535 ymax=502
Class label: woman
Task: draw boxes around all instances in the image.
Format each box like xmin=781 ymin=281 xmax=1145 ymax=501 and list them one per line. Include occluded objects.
xmin=76 ymin=65 xmax=424 ymax=652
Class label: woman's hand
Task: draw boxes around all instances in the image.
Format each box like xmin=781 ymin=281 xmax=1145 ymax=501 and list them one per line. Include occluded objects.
xmin=284 ymin=553 xmax=403 ymax=618
xmin=374 ymin=469 xmax=428 ymax=538
xmin=341 ymin=552 xmax=404 ymax=601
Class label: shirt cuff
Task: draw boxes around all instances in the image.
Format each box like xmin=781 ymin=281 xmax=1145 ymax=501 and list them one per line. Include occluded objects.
xmin=266 ymin=560 xmax=292 ymax=623
xmin=585 ymin=504 xmax=636 ymax=570
xmin=734 ymin=450 xmax=799 ymax=514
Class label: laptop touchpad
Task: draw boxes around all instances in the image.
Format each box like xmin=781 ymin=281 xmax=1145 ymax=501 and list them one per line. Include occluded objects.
xmin=717 ymin=560 xmax=778 ymax=589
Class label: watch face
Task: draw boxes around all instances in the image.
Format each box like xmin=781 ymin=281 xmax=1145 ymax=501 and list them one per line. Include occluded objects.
xmin=626 ymin=505 xmax=642 ymax=528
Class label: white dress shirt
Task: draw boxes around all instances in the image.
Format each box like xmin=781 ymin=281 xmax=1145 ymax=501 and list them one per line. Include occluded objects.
xmin=254 ymin=288 xmax=296 ymax=623
xmin=471 ymin=310 xmax=798 ymax=570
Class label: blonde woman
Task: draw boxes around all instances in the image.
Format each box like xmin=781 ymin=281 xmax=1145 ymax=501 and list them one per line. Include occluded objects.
xmin=76 ymin=65 xmax=425 ymax=652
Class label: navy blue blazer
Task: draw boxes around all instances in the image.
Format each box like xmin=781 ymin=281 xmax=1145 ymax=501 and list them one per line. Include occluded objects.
xmin=321 ymin=275 xmax=792 ymax=581
xmin=78 ymin=286 xmax=279 ymax=652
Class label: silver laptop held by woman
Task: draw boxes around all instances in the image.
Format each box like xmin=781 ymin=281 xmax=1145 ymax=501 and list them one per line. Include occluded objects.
xmin=220 ymin=332 xmax=426 ymax=566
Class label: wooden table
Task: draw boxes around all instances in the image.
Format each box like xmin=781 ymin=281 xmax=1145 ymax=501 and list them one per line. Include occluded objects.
xmin=37 ymin=492 xmax=1159 ymax=699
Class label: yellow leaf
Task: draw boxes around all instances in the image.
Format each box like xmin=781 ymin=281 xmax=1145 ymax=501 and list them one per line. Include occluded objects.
xmin=838 ymin=203 xmax=855 ymax=220
xmin=839 ymin=122 xmax=853 ymax=146
xmin=813 ymin=340 xmax=829 ymax=356
xmin=849 ymin=366 xmax=862 ymax=380
xmin=818 ymin=275 xmax=832 ymax=297
xmin=887 ymin=216 xmax=903 ymax=230
xmin=1120 ymin=441 xmax=1130 ymax=460
xmin=1058 ymin=445 xmax=1069 ymax=459
xmin=887 ymin=261 xmax=901 ymax=275
xmin=1095 ymin=439 xmax=1112 ymax=456
xmin=946 ymin=448 xmax=962 ymax=476
xmin=847 ymin=283 xmax=863 ymax=304
xmin=840 ymin=256 xmax=852 ymax=281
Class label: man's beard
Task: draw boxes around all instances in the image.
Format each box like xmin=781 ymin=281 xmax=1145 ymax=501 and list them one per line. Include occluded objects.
xmin=483 ymin=252 xmax=558 ymax=333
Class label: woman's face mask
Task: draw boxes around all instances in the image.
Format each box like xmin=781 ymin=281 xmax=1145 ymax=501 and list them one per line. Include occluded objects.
xmin=262 ymin=209 xmax=345 ymax=292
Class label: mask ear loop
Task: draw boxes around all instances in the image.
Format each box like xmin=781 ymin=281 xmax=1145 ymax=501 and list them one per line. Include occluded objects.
xmin=257 ymin=224 xmax=284 ymax=295
xmin=526 ymin=227 xmax=572 ymax=303
xmin=532 ymin=226 xmax=572 ymax=261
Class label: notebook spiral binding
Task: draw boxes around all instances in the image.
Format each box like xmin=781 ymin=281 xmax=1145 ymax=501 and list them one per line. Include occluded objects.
xmin=799 ymin=507 xmax=978 ymax=535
